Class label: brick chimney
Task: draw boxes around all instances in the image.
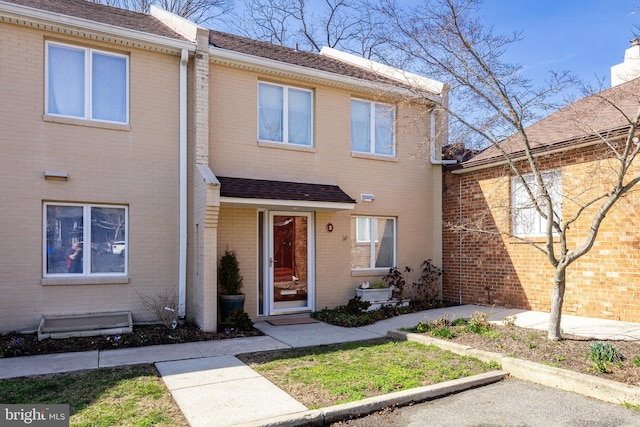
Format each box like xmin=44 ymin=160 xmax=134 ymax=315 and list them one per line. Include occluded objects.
xmin=611 ymin=38 xmax=640 ymax=86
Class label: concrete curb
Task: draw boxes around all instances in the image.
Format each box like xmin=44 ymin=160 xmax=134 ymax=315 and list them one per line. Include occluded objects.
xmin=319 ymin=370 xmax=506 ymax=425
xmin=390 ymin=329 xmax=640 ymax=406
xmin=237 ymin=365 xmax=507 ymax=426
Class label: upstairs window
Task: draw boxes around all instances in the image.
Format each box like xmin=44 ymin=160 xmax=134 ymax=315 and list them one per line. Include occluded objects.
xmin=46 ymin=41 xmax=129 ymax=124
xmin=511 ymin=171 xmax=562 ymax=237
xmin=351 ymin=99 xmax=395 ymax=156
xmin=258 ymin=82 xmax=313 ymax=146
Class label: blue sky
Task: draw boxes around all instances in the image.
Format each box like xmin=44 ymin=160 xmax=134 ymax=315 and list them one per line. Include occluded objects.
xmin=223 ymin=1 xmax=640 ymax=88
xmin=479 ymin=0 xmax=640 ymax=87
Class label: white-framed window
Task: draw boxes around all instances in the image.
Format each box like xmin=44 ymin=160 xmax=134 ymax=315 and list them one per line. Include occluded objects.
xmin=351 ymin=99 xmax=395 ymax=156
xmin=351 ymin=216 xmax=396 ymax=269
xmin=45 ymin=41 xmax=129 ymax=124
xmin=356 ymin=217 xmax=371 ymax=242
xmin=44 ymin=203 xmax=128 ymax=277
xmin=258 ymin=82 xmax=313 ymax=146
xmin=511 ymin=170 xmax=562 ymax=237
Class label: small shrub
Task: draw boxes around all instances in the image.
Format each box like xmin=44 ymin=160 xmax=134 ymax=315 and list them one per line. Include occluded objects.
xmin=221 ymin=308 xmax=253 ymax=333
xmin=414 ymin=322 xmax=431 ymax=333
xmin=452 ymin=317 xmax=467 ymax=327
xmin=588 ymin=341 xmax=624 ymax=373
xmin=218 ymin=249 xmax=243 ymax=295
xmin=483 ymin=330 xmax=502 ymax=339
xmin=464 ymin=311 xmax=491 ymax=334
xmin=634 ymin=356 xmax=640 ymax=367
xmin=311 ymin=297 xmax=417 ymax=328
xmin=463 ymin=311 xmax=499 ymax=338
xmin=412 ymin=259 xmax=443 ymax=305
xmin=502 ymin=315 xmax=517 ymax=327
xmin=429 ymin=316 xmax=456 ymax=339
xmin=346 ymin=296 xmax=371 ymax=314
xmin=432 ymin=326 xmax=455 ymax=339
xmin=138 ymin=289 xmax=179 ymax=329
xmin=383 ymin=266 xmax=411 ymax=299
xmin=431 ymin=316 xmax=450 ymax=330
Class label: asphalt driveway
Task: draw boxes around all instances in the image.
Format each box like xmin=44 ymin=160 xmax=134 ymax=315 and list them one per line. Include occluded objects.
xmin=333 ymin=378 xmax=640 ymax=427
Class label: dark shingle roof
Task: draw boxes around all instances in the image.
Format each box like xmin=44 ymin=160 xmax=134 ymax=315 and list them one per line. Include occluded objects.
xmin=3 ymin=0 xmax=187 ymax=40
xmin=218 ymin=176 xmax=356 ymax=205
xmin=208 ymin=30 xmax=409 ymax=88
xmin=461 ymin=78 xmax=640 ymax=170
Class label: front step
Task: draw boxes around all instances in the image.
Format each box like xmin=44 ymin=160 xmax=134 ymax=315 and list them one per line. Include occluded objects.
xmin=38 ymin=311 xmax=133 ymax=340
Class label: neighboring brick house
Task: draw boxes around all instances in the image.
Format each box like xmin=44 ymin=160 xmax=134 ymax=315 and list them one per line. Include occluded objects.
xmin=1 ymin=0 xmax=449 ymax=333
xmin=0 ymin=0 xmax=195 ymax=332
xmin=442 ymin=54 xmax=640 ymax=322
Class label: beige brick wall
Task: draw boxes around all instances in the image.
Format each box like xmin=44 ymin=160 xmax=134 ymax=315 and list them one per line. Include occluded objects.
xmin=442 ymin=143 xmax=640 ymax=322
xmin=0 ymin=23 xmax=182 ymax=332
xmin=209 ymin=64 xmax=443 ymax=317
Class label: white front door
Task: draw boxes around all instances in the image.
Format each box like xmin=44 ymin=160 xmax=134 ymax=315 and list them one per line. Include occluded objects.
xmin=268 ymin=211 xmax=314 ymax=314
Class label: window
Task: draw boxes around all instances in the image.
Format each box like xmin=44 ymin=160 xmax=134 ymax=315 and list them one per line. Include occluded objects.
xmin=44 ymin=203 xmax=128 ymax=276
xmin=46 ymin=41 xmax=129 ymax=124
xmin=511 ymin=171 xmax=562 ymax=236
xmin=258 ymin=82 xmax=312 ymax=146
xmin=351 ymin=217 xmax=396 ymax=269
xmin=355 ymin=217 xmax=371 ymax=242
xmin=351 ymin=99 xmax=395 ymax=156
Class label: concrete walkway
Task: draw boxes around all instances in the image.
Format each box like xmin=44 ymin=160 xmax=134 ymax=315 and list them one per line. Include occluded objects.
xmin=1 ymin=305 xmax=639 ymax=426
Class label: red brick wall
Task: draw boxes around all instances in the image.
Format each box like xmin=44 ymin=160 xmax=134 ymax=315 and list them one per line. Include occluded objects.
xmin=442 ymin=143 xmax=640 ymax=322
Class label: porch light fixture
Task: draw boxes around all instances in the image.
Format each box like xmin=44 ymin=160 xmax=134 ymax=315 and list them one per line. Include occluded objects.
xmin=360 ymin=193 xmax=374 ymax=202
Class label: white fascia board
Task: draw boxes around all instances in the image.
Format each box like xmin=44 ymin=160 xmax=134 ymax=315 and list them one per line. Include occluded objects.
xmin=209 ymin=46 xmax=442 ymax=102
xmin=0 ymin=1 xmax=195 ymax=53
xmin=321 ymin=46 xmax=445 ymax=95
xmin=150 ymin=5 xmax=201 ymax=42
xmin=220 ymin=196 xmax=356 ymax=211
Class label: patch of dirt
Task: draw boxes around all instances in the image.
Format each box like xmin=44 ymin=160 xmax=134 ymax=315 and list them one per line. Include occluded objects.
xmin=0 ymin=322 xmax=261 ymax=358
xmin=446 ymin=324 xmax=640 ymax=385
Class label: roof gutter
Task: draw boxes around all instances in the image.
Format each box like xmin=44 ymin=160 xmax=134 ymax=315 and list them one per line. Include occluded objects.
xmin=208 ymin=46 xmax=443 ymax=102
xmin=0 ymin=1 xmax=194 ymax=53
xmin=452 ymin=138 xmax=608 ymax=174
xmin=220 ymin=196 xmax=356 ymax=211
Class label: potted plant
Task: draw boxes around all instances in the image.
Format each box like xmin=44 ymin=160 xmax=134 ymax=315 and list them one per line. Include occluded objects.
xmin=218 ymin=249 xmax=244 ymax=323
xmin=355 ymin=280 xmax=392 ymax=302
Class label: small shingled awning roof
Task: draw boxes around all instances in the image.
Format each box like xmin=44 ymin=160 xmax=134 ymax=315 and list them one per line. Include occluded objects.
xmin=218 ymin=176 xmax=356 ymax=210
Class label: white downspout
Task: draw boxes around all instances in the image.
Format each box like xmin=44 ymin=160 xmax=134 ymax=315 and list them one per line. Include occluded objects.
xmin=179 ymin=49 xmax=188 ymax=317
xmin=430 ymin=109 xmax=457 ymax=165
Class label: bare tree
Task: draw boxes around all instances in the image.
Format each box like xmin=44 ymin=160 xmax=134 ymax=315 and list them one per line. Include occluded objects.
xmin=234 ymin=0 xmax=386 ymax=58
xmin=379 ymin=0 xmax=640 ymax=340
xmin=88 ymin=0 xmax=233 ymax=24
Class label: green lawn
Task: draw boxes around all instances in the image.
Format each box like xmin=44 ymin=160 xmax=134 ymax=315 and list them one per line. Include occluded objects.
xmin=0 ymin=365 xmax=188 ymax=427
xmin=0 ymin=338 xmax=499 ymax=424
xmin=238 ymin=337 xmax=499 ymax=409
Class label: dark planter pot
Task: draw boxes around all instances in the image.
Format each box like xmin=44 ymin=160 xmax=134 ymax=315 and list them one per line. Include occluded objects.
xmin=219 ymin=294 xmax=245 ymax=322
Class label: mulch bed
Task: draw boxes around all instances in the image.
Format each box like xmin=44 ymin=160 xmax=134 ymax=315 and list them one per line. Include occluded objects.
xmin=0 ymin=322 xmax=262 ymax=358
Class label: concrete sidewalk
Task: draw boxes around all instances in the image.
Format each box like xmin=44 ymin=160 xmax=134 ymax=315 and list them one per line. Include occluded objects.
xmin=2 ymin=305 xmax=640 ymax=426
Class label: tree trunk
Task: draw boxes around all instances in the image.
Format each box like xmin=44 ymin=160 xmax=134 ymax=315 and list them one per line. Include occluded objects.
xmin=548 ymin=266 xmax=566 ymax=340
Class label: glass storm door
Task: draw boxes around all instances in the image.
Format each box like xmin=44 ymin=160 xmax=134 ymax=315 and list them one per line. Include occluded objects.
xmin=269 ymin=212 xmax=314 ymax=314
